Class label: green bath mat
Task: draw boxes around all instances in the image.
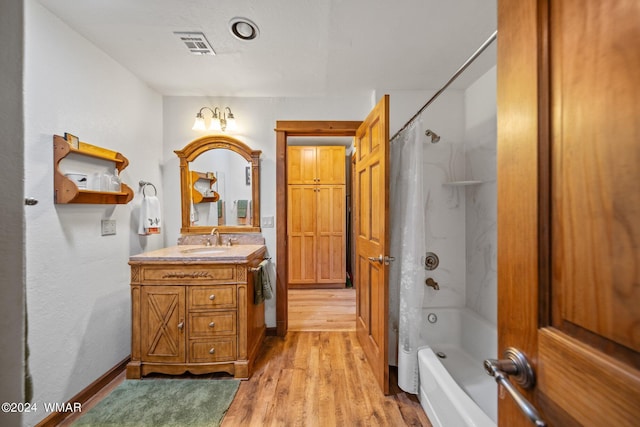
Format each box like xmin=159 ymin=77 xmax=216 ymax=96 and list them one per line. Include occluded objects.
xmin=73 ymin=379 xmax=240 ymax=427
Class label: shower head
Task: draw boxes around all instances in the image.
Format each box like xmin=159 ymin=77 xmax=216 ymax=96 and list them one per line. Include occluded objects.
xmin=425 ymin=129 xmax=441 ymax=143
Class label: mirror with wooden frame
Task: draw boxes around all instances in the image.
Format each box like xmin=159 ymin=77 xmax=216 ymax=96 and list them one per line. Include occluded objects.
xmin=175 ymin=135 xmax=261 ymax=234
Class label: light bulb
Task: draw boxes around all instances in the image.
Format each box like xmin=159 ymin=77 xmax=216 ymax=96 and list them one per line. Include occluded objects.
xmin=209 ymin=118 xmax=222 ymax=131
xmin=225 ymin=116 xmax=237 ymax=131
xmin=192 ymin=114 xmax=206 ymax=131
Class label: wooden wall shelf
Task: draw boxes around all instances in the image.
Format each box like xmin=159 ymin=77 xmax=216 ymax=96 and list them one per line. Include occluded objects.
xmin=191 ymin=170 xmax=220 ymax=204
xmin=53 ymin=134 xmax=134 ymax=204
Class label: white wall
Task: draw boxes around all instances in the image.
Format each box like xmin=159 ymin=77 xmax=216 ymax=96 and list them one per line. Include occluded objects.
xmin=24 ymin=2 xmax=163 ymax=425
xmin=0 ymin=1 xmax=25 ymax=426
xmin=163 ymin=95 xmax=372 ymax=327
xmin=464 ymin=65 xmax=497 ymax=324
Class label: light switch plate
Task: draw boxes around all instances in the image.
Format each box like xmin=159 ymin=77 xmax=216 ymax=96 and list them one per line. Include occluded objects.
xmin=101 ymin=219 xmax=116 ymax=236
xmin=261 ymin=216 xmax=274 ymax=228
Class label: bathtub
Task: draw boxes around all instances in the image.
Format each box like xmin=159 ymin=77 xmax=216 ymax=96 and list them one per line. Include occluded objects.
xmin=417 ymin=307 xmax=497 ymax=427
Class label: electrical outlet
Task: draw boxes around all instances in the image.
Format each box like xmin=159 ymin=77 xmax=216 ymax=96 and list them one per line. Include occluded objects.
xmin=261 ymin=216 xmax=274 ymax=228
xmin=101 ymin=219 xmax=116 ymax=236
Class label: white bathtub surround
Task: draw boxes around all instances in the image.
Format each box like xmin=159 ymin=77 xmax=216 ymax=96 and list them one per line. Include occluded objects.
xmin=464 ymin=66 xmax=497 ymax=324
xmin=420 ymin=136 xmax=467 ymax=310
xmin=418 ymin=307 xmax=497 ymax=426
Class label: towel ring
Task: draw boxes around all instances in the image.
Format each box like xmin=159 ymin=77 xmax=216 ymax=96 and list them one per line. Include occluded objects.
xmin=139 ymin=180 xmax=157 ymax=197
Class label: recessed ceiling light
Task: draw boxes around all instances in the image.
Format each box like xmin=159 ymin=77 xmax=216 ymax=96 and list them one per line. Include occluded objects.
xmin=229 ymin=17 xmax=259 ymax=41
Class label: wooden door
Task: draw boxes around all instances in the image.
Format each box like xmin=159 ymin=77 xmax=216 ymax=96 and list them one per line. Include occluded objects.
xmin=287 ymin=185 xmax=317 ymax=284
xmin=287 ymin=146 xmax=317 ymax=184
xmin=354 ymin=95 xmax=390 ymax=394
xmin=140 ymin=286 xmax=185 ymax=363
xmin=316 ymin=185 xmax=346 ymax=284
xmin=497 ymin=0 xmax=640 ymax=425
xmin=316 ymin=146 xmax=346 ymax=184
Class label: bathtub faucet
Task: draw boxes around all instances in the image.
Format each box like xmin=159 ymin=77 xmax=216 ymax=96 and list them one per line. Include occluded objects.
xmin=425 ymin=277 xmax=440 ymax=290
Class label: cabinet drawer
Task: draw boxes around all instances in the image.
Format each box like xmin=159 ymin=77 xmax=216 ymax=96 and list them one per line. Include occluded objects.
xmin=189 ymin=311 xmax=236 ymax=338
xmin=188 ymin=286 xmax=236 ymax=309
xmin=140 ymin=265 xmax=236 ymax=284
xmin=189 ymin=338 xmax=236 ymax=362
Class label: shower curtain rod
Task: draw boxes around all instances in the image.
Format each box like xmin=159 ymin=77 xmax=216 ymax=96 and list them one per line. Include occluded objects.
xmin=390 ymin=30 xmax=497 ymax=142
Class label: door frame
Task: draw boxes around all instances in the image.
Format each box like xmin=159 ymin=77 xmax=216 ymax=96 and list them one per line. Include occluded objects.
xmin=274 ymin=121 xmax=362 ymax=337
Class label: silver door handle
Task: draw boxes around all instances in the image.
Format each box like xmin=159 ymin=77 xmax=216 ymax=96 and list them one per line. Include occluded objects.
xmin=367 ymin=255 xmax=395 ymax=265
xmin=484 ymin=347 xmax=546 ymax=427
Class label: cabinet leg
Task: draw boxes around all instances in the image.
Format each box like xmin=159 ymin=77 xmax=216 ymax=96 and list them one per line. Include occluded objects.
xmin=126 ymin=361 xmax=142 ymax=379
xmin=234 ymin=361 xmax=249 ymax=379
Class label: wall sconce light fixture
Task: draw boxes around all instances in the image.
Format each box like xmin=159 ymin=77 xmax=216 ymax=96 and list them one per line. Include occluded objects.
xmin=192 ymin=106 xmax=237 ymax=132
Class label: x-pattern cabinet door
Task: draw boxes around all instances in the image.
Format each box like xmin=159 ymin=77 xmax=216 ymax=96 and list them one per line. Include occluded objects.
xmin=140 ymin=286 xmax=185 ymax=363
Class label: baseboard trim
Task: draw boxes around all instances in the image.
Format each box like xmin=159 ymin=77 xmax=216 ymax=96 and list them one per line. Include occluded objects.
xmin=36 ymin=356 xmax=130 ymax=427
xmin=266 ymin=326 xmax=278 ymax=336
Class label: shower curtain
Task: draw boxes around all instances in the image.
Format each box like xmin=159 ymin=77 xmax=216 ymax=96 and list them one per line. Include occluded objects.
xmin=389 ymin=118 xmax=427 ymax=394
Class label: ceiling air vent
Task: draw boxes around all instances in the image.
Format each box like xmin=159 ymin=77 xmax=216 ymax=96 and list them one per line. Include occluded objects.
xmin=173 ymin=31 xmax=216 ymax=55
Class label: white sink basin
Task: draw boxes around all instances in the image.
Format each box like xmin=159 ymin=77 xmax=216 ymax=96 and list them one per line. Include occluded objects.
xmin=180 ymin=246 xmax=229 ymax=255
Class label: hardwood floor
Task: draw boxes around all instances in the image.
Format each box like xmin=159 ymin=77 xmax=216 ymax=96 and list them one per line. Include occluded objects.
xmin=55 ymin=289 xmax=431 ymax=426
xmin=223 ymin=332 xmax=431 ymax=426
xmin=224 ymin=289 xmax=430 ymax=426
xmin=288 ymin=288 xmax=356 ymax=331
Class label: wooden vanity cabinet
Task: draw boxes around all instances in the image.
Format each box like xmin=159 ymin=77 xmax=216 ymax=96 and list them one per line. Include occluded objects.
xmin=127 ymin=248 xmax=266 ymax=379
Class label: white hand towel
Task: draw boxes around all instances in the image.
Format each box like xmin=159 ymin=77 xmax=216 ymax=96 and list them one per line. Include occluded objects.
xmin=138 ymin=195 xmax=161 ymax=235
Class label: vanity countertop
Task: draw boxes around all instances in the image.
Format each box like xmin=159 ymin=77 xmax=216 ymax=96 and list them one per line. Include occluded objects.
xmin=129 ymin=244 xmax=266 ymax=264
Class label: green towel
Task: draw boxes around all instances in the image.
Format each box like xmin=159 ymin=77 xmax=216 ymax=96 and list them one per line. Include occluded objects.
xmin=253 ymin=260 xmax=272 ymax=304
xmin=237 ymin=199 xmax=248 ymax=218
xmin=218 ymin=200 xmax=223 ymax=218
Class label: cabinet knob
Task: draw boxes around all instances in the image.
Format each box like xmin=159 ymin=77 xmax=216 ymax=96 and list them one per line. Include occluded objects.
xmin=209 ymin=321 xmax=216 ymax=328
xmin=209 ymin=294 xmax=216 ymax=300
xmin=209 ymin=348 xmax=216 ymax=354
xmin=177 ymin=321 xmax=184 ymax=330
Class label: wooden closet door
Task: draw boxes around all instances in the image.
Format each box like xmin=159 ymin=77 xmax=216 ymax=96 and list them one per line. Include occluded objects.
xmin=287 ymin=146 xmax=317 ymax=184
xmin=316 ymin=146 xmax=346 ymax=184
xmin=287 ymin=185 xmax=317 ymax=284
xmin=316 ymin=185 xmax=346 ymax=284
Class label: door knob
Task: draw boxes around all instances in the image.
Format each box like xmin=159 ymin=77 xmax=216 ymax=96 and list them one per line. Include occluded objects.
xmin=484 ymin=347 xmax=546 ymax=426
xmin=367 ymin=255 xmax=396 ymax=265
xmin=368 ymin=255 xmax=383 ymax=263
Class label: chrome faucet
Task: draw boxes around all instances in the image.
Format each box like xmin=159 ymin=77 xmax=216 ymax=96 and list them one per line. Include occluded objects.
xmin=425 ymin=277 xmax=440 ymax=290
xmin=208 ymin=228 xmax=221 ymax=246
